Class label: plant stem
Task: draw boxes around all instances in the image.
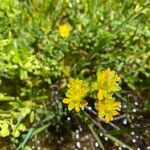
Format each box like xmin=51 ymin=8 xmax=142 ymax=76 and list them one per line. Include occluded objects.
xmin=84 ymin=111 xmax=133 ymax=150
xmin=17 ymin=128 xmax=33 ymax=150
xmin=88 ymin=124 xmax=105 ymax=150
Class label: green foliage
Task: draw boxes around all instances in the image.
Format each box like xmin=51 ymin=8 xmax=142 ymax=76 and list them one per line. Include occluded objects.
xmin=0 ymin=98 xmax=38 ymax=138
xmin=0 ymin=1 xmax=150 ymax=149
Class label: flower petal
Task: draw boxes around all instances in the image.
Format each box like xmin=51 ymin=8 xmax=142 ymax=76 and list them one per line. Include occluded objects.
xmin=75 ymin=105 xmax=80 ymax=112
xmin=97 ymin=89 xmax=105 ymax=100
xmin=81 ymin=99 xmax=88 ymax=106
xmin=63 ymin=98 xmax=71 ymax=104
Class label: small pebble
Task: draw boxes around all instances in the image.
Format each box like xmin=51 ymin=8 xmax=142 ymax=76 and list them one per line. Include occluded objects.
xmin=37 ymin=147 xmax=41 ymax=150
xmin=132 ymin=139 xmax=136 ymax=143
xmin=104 ymin=137 xmax=108 ymax=141
xmin=123 ymin=119 xmax=127 ymax=125
xmin=132 ymin=109 xmax=137 ymax=112
xmin=76 ymin=142 xmax=81 ymax=148
xmin=123 ymin=105 xmax=127 ymax=109
xmin=67 ymin=117 xmax=71 ymax=121
xmin=85 ymin=135 xmax=89 ymax=140
xmin=88 ymin=106 xmax=92 ymax=110
xmin=76 ymin=134 xmax=79 ymax=139
xmin=95 ymin=142 xmax=99 ymax=147
xmin=131 ymin=132 xmax=135 ymax=135
xmin=76 ymin=130 xmax=79 ymax=134
xmin=147 ymin=146 xmax=150 ymax=150
xmin=100 ymin=133 xmax=103 ymax=137
xmin=134 ymin=102 xmax=139 ymax=106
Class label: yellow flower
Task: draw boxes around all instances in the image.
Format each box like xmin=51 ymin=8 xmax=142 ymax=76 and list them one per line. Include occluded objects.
xmin=96 ymin=98 xmax=121 ymax=123
xmin=58 ymin=22 xmax=71 ymax=38
xmin=92 ymin=68 xmax=121 ymax=100
xmin=63 ymin=79 xmax=89 ymax=112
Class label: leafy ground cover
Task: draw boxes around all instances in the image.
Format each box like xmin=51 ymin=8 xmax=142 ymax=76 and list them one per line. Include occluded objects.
xmin=0 ymin=0 xmax=150 ymax=149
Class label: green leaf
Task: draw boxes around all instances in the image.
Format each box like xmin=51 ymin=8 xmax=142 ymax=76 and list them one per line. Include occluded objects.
xmin=12 ymin=130 xmax=20 ymax=138
xmin=68 ymin=102 xmax=75 ymax=111
xmin=0 ymin=120 xmax=10 ymax=137
xmin=29 ymin=111 xmax=34 ymax=123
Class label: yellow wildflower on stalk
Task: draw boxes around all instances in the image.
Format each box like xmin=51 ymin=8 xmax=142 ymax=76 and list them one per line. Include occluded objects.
xmin=92 ymin=68 xmax=121 ymax=100
xmin=58 ymin=22 xmax=71 ymax=38
xmin=63 ymin=79 xmax=89 ymax=112
xmin=96 ymin=98 xmax=121 ymax=123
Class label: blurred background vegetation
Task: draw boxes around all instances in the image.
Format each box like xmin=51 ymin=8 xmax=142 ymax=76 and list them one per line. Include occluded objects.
xmin=0 ymin=0 xmax=150 ymax=149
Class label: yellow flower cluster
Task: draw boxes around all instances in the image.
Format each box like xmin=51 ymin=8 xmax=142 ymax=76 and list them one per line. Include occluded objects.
xmin=92 ymin=68 xmax=121 ymax=100
xmin=63 ymin=69 xmax=121 ymax=123
xmin=63 ymin=79 xmax=89 ymax=112
xmin=58 ymin=22 xmax=71 ymax=38
xmin=93 ymin=68 xmax=121 ymax=123
xmin=96 ymin=98 xmax=121 ymax=123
